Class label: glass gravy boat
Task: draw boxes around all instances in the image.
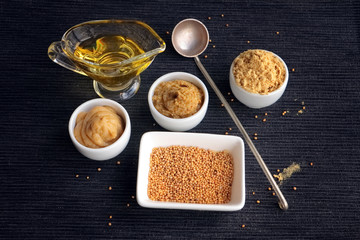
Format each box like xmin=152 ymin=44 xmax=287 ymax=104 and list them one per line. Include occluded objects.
xmin=48 ymin=20 xmax=166 ymax=101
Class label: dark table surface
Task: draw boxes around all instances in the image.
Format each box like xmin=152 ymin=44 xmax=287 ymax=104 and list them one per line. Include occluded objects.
xmin=1 ymin=0 xmax=360 ymax=239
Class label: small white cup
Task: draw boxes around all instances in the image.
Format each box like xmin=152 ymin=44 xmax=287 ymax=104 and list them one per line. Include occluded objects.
xmin=148 ymin=72 xmax=209 ymax=132
xmin=68 ymin=98 xmax=131 ymax=161
xmin=229 ymin=50 xmax=289 ymax=109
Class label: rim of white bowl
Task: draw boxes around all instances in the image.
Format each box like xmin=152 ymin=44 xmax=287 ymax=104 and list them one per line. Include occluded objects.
xmin=230 ymin=49 xmax=289 ymax=96
xmin=148 ymin=72 xmax=209 ymax=122
xmin=68 ymin=98 xmax=131 ymax=152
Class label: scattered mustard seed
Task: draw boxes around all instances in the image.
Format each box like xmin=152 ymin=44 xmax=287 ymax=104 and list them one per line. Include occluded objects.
xmin=293 ymin=186 xmax=297 ymax=191
xmin=225 ymin=23 xmax=229 ymax=27
xmin=254 ymin=133 xmax=258 ymax=136
xmin=310 ymin=162 xmax=314 ymax=166
xmin=231 ymin=98 xmax=234 ymax=102
xmin=75 ymin=174 xmax=79 ymax=178
xmin=108 ymin=222 xmax=112 ymax=226
xmin=229 ymin=127 xmax=232 ymax=131
xmin=131 ymin=195 xmax=135 ymax=199
xmin=166 ymin=31 xmax=170 ymax=35
xmin=272 ymin=192 xmax=276 ymax=196
xmin=227 ymin=92 xmax=231 ymax=96
xmin=252 ymin=191 xmax=255 ymax=195
xmin=265 ymin=112 xmax=268 ymax=116
xmin=225 ymin=132 xmax=229 ymax=135
xmin=221 ymin=103 xmax=224 ymax=107
xmin=213 ymin=45 xmax=216 ymax=48
xmin=204 ymin=55 xmax=208 ymax=59
xmin=268 ymin=187 xmax=272 ymax=191
xmin=209 ymin=39 xmax=212 ymax=43
xmin=302 ymin=106 xmax=306 ymax=110
xmin=254 ymin=136 xmax=258 ymax=140
xmin=241 ymin=224 xmax=246 ymax=228
xmin=256 ymin=200 xmax=260 ymax=204
xmin=97 ymin=168 xmax=101 ymax=172
xmin=301 ymin=101 xmax=305 ymax=105
xmin=276 ymin=31 xmax=279 ymax=35
xmin=247 ymin=40 xmax=251 ymax=44
xmin=116 ymin=161 xmax=121 ymax=165
xmin=221 ymin=14 xmax=224 ymax=17
xmin=292 ymin=68 xmax=295 ymax=72
xmin=255 ymin=115 xmax=258 ymax=119
xmin=127 ymin=203 xmax=130 ymax=207
xmin=208 ymin=16 xmax=212 ymax=20
xmin=263 ymin=118 xmax=267 ymax=122
xmin=86 ymin=176 xmax=90 ymax=180
xmin=109 ymin=215 xmax=112 ymax=219
xmin=108 ymin=186 xmax=112 ymax=191
xmin=277 ymin=169 xmax=280 ymax=173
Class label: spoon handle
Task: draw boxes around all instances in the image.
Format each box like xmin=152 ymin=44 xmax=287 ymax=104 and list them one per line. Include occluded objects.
xmin=194 ymin=56 xmax=288 ymax=210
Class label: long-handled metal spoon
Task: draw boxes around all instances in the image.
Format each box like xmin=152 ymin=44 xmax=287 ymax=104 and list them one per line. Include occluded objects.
xmin=172 ymin=18 xmax=288 ymax=210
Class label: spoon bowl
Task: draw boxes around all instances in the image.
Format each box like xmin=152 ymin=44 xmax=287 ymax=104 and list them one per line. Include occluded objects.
xmin=172 ymin=19 xmax=209 ymax=58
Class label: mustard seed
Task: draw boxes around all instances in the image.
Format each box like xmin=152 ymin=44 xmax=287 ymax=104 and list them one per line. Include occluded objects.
xmin=242 ymin=224 xmax=246 ymax=228
xmin=86 ymin=176 xmax=90 ymax=180
xmin=108 ymin=186 xmax=112 ymax=191
xmin=109 ymin=215 xmax=112 ymax=219
xmin=75 ymin=174 xmax=79 ymax=178
xmin=256 ymin=200 xmax=260 ymax=204
xmin=148 ymin=146 xmax=234 ymax=204
xmin=97 ymin=167 xmax=101 ymax=172
xmin=108 ymin=222 xmax=112 ymax=226
xmin=116 ymin=161 xmax=121 ymax=165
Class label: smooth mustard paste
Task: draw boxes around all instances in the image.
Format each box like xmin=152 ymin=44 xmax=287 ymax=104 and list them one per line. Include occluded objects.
xmin=74 ymin=106 xmax=125 ymax=148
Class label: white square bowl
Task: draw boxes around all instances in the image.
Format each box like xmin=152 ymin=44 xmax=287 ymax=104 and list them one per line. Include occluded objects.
xmin=136 ymin=131 xmax=245 ymax=211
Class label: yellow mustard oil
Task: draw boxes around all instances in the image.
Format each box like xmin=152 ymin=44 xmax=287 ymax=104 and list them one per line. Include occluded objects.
xmin=73 ymin=35 xmax=152 ymax=89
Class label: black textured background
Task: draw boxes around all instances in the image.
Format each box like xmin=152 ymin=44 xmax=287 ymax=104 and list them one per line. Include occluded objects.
xmin=1 ymin=0 xmax=359 ymax=239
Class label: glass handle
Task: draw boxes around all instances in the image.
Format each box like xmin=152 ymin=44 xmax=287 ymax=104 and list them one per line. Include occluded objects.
xmin=48 ymin=41 xmax=85 ymax=75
